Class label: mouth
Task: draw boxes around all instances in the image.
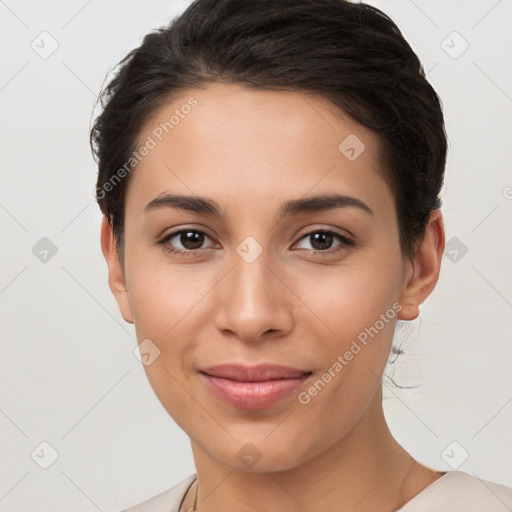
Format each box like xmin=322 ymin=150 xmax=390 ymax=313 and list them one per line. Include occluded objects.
xmin=198 ymin=363 xmax=313 ymax=410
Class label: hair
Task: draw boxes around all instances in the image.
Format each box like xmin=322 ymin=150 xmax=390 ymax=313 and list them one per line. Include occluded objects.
xmin=90 ymin=0 xmax=447 ymax=263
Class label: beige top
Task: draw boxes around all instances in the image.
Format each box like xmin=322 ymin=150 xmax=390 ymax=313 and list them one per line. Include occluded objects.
xmin=123 ymin=471 xmax=512 ymax=512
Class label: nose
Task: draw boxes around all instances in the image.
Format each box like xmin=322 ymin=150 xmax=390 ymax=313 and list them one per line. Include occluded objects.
xmin=213 ymin=248 xmax=295 ymax=343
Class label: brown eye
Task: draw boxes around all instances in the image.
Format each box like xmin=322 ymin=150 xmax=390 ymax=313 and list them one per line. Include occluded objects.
xmin=309 ymin=232 xmax=335 ymax=251
xmin=159 ymin=229 xmax=215 ymax=255
xmin=175 ymin=230 xmax=205 ymax=250
xmin=295 ymin=229 xmax=354 ymax=253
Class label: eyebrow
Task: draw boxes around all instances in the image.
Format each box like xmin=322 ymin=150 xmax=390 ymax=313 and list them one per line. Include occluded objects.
xmin=144 ymin=192 xmax=374 ymax=219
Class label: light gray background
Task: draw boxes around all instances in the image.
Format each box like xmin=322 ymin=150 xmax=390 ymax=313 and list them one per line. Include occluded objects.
xmin=1 ymin=0 xmax=511 ymax=510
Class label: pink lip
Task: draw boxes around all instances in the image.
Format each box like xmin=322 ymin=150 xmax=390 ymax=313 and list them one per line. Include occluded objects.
xmin=198 ymin=363 xmax=312 ymax=410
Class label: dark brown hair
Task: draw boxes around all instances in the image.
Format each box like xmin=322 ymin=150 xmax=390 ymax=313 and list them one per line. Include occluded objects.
xmin=90 ymin=0 xmax=447 ymax=262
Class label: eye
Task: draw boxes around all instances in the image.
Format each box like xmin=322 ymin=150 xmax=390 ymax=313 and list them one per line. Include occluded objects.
xmin=293 ymin=229 xmax=355 ymax=253
xmin=157 ymin=227 xmax=355 ymax=257
xmin=158 ymin=228 xmax=216 ymax=255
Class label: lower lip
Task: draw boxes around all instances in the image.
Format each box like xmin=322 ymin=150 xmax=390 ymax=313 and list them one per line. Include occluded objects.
xmin=199 ymin=372 xmax=311 ymax=410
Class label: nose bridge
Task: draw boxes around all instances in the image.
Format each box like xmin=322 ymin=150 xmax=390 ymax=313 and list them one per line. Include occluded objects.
xmin=214 ymin=240 xmax=292 ymax=340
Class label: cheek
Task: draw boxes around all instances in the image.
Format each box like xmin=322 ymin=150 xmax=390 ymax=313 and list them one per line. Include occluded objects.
xmin=127 ymin=239 xmax=403 ymax=366
xmin=125 ymin=255 xmax=219 ymax=409
xmin=287 ymin=255 xmax=402 ymax=404
xmin=290 ymin=256 xmax=402 ymax=346
xmin=125 ymin=259 xmax=209 ymax=429
xmin=290 ymin=269 xmax=400 ymax=450
xmin=126 ymin=248 xmax=213 ymax=337
xmin=123 ymin=242 xmax=403 ymax=466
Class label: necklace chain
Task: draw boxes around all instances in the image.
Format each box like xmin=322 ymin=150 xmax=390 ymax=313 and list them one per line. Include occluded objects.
xmin=181 ymin=463 xmax=438 ymax=511
xmin=184 ymin=480 xmax=198 ymax=512
xmin=181 ymin=462 xmax=431 ymax=511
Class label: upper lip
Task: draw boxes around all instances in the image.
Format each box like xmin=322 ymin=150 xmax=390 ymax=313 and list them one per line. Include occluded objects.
xmin=199 ymin=363 xmax=312 ymax=382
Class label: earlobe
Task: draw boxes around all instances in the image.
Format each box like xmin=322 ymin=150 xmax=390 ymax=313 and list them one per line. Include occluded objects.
xmin=398 ymin=210 xmax=445 ymax=321
xmin=100 ymin=217 xmax=134 ymax=324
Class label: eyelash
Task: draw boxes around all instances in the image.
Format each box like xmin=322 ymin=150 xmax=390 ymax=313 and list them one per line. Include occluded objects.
xmin=157 ymin=228 xmax=355 ymax=256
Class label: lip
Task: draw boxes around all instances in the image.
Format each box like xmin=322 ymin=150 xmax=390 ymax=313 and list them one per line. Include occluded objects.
xmin=198 ymin=363 xmax=312 ymax=410
xmin=199 ymin=363 xmax=311 ymax=381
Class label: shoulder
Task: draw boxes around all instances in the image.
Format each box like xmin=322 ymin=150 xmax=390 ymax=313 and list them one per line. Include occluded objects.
xmin=121 ymin=473 xmax=197 ymax=512
xmin=398 ymin=471 xmax=512 ymax=512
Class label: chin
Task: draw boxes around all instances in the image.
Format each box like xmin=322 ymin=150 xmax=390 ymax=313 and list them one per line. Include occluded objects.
xmin=198 ymin=433 xmax=314 ymax=474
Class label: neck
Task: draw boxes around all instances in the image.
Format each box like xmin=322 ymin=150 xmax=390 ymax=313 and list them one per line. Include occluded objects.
xmin=186 ymin=389 xmax=442 ymax=512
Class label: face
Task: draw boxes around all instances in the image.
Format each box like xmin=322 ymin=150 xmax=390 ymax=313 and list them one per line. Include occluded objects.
xmin=110 ymin=82 xmax=422 ymax=472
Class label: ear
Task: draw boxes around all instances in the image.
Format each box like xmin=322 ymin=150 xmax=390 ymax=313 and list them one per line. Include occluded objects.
xmin=398 ymin=209 xmax=445 ymax=321
xmin=100 ymin=216 xmax=134 ymax=324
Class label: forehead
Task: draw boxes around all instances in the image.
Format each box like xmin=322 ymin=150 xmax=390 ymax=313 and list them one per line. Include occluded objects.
xmin=127 ymin=83 xmax=392 ymax=216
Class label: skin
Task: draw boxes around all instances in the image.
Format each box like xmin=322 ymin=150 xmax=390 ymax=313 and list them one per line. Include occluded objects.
xmin=101 ymin=82 xmax=445 ymax=511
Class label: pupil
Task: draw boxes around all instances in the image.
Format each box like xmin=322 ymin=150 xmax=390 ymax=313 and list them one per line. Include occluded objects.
xmin=311 ymin=232 xmax=332 ymax=251
xmin=177 ymin=231 xmax=333 ymax=251
xmin=181 ymin=231 xmax=204 ymax=250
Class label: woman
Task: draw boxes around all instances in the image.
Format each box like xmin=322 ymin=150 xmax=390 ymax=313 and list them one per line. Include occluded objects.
xmin=91 ymin=0 xmax=512 ymax=510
